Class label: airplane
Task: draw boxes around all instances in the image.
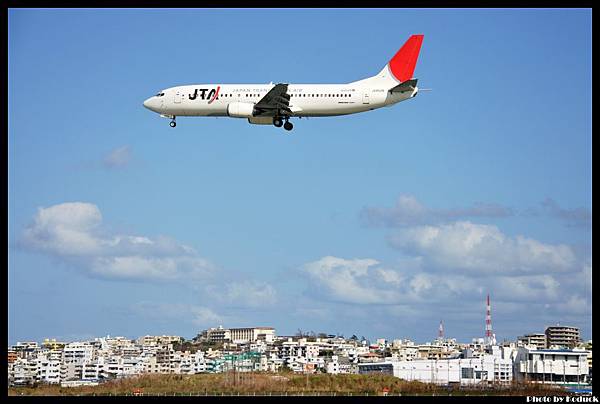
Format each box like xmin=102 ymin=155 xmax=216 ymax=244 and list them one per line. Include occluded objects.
xmin=143 ymin=34 xmax=424 ymax=131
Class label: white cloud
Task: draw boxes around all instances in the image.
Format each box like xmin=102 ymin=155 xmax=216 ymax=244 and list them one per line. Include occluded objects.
xmin=300 ymin=194 xmax=589 ymax=341
xmin=208 ymin=280 xmax=278 ymax=308
xmin=300 ymin=252 xmax=588 ymax=335
xmin=388 ymin=221 xmax=576 ymax=275
xmin=363 ymin=195 xmax=591 ymax=230
xmin=132 ymin=302 xmax=223 ymax=328
xmin=301 ymin=256 xmax=465 ymax=305
xmin=293 ymin=307 xmax=331 ymax=320
xmin=20 ymin=202 xmax=215 ymax=282
xmin=21 ymin=202 xmax=103 ymax=256
xmin=539 ymin=198 xmax=592 ymax=228
xmin=189 ymin=306 xmax=223 ymax=327
xmin=361 ymin=194 xmax=513 ymax=227
xmin=103 ymin=145 xmax=132 ymax=169
xmin=302 ymin=256 xmax=397 ymax=304
xmin=492 ymin=275 xmax=560 ymax=301
xmin=375 ymin=268 xmax=403 ymax=285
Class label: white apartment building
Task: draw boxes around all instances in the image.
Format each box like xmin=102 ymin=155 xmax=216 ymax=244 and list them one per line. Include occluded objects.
xmin=193 ymin=354 xmax=210 ymax=374
xmin=203 ymin=326 xmax=231 ymax=343
xmin=230 ymin=327 xmax=275 ymax=343
xmin=257 ymin=353 xmax=284 ymax=372
xmin=286 ymin=356 xmax=325 ymax=373
xmin=102 ymin=357 xmax=141 ymax=379
xmin=36 ymin=356 xmax=62 ymax=384
xmin=200 ymin=326 xmax=276 ymax=344
xmin=60 ymin=363 xmax=81 ymax=381
xmin=142 ymin=356 xmax=171 ymax=374
xmin=104 ymin=336 xmax=135 ymax=347
xmin=392 ymin=339 xmax=414 ymax=348
xmin=63 ymin=342 xmax=95 ymax=365
xmin=359 ymin=355 xmax=513 ymax=385
xmin=13 ymin=342 xmax=39 ymax=360
xmin=333 ymin=346 xmax=364 ymax=364
xmin=513 ymin=347 xmax=589 ymax=385
xmin=11 ymin=358 xmax=38 ymax=386
xmin=81 ymin=357 xmax=107 ymax=380
xmin=249 ymin=341 xmax=268 ymax=353
xmin=545 ymin=326 xmax=581 ymax=349
xmin=325 ymin=355 xmax=358 ymax=374
xmin=136 ymin=335 xmax=183 ymax=346
xmin=517 ymin=334 xmax=548 ymax=350
xmin=277 ymin=339 xmax=321 ymax=360
xmin=390 ymin=342 xmax=419 ymax=361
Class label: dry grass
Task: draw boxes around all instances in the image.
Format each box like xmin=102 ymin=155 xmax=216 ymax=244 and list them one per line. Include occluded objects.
xmin=8 ymin=373 xmax=570 ymax=396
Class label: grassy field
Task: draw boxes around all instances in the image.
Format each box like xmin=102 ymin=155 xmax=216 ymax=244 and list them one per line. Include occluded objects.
xmin=8 ymin=372 xmax=571 ymax=396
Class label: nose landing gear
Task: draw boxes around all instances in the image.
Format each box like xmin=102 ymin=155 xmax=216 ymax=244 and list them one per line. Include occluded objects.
xmin=169 ymin=117 xmax=176 ymax=128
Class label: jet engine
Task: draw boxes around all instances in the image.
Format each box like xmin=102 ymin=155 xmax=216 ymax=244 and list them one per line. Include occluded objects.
xmin=247 ymin=117 xmax=273 ymax=125
xmin=227 ymin=102 xmax=256 ymax=118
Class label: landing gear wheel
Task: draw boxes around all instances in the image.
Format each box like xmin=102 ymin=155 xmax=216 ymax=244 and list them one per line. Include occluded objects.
xmin=283 ymin=121 xmax=293 ymax=131
xmin=273 ymin=117 xmax=283 ymax=127
xmin=169 ymin=120 xmax=176 ymax=128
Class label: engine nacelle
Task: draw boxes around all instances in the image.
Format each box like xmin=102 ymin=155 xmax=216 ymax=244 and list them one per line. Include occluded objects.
xmin=227 ymin=102 xmax=256 ymax=118
xmin=247 ymin=117 xmax=273 ymax=125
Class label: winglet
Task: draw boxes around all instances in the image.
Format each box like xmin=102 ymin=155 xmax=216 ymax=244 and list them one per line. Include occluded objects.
xmin=388 ymin=34 xmax=424 ymax=83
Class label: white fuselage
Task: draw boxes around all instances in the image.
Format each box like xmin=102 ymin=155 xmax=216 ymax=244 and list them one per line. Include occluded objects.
xmin=143 ymin=81 xmax=416 ymax=119
xmin=143 ymin=34 xmax=424 ymax=127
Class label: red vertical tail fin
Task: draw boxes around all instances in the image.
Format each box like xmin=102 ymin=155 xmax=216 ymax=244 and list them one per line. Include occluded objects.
xmin=388 ymin=34 xmax=424 ymax=83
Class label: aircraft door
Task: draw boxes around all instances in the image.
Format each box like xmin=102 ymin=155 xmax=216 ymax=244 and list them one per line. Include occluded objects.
xmin=174 ymin=91 xmax=182 ymax=104
xmin=362 ymin=92 xmax=370 ymax=104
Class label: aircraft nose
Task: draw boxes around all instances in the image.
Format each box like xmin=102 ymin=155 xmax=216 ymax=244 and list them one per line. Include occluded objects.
xmin=143 ymin=97 xmax=153 ymax=110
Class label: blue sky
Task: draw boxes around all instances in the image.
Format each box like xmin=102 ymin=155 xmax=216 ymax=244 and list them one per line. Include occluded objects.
xmin=8 ymin=8 xmax=591 ymax=345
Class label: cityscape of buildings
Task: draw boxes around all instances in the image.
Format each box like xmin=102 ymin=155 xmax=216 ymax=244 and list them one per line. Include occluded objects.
xmin=8 ymin=323 xmax=592 ymax=389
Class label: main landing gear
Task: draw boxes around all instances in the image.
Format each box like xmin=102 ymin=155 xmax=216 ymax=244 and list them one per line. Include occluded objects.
xmin=169 ymin=117 xmax=176 ymax=128
xmin=273 ymin=116 xmax=293 ymax=131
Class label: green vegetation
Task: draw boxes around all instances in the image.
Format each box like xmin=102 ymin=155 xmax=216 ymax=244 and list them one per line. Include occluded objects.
xmin=8 ymin=373 xmax=569 ymax=396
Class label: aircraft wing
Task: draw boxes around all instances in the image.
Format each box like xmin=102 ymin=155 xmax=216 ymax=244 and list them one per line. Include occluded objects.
xmin=254 ymin=83 xmax=293 ymax=116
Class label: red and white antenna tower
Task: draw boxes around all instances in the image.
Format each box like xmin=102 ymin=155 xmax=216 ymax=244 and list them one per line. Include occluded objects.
xmin=438 ymin=320 xmax=444 ymax=340
xmin=485 ymin=294 xmax=495 ymax=345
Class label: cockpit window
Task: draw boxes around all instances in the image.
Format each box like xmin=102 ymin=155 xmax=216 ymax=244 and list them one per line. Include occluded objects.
xmin=155 ymin=92 xmax=165 ymax=97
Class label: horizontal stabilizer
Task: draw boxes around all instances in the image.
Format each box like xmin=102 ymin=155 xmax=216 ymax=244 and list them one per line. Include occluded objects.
xmin=390 ymin=79 xmax=418 ymax=93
